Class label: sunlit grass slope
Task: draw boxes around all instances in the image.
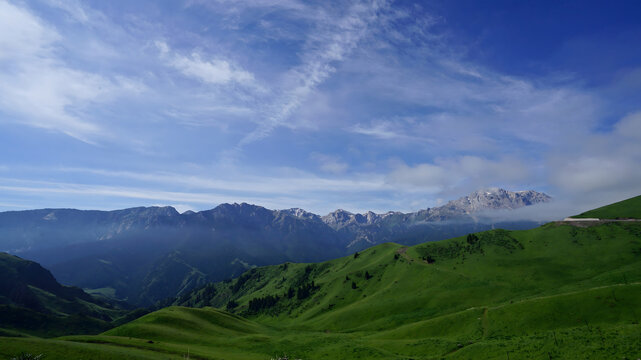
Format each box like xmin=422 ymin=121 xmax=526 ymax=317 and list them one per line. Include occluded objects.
xmin=573 ymin=194 xmax=641 ymax=219
xmin=181 ymin=223 xmax=641 ymax=333
xmin=1 ymin=196 xmax=641 ymax=359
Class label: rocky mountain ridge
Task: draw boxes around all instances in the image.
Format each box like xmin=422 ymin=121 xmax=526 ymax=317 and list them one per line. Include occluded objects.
xmin=319 ymin=188 xmax=551 ymax=229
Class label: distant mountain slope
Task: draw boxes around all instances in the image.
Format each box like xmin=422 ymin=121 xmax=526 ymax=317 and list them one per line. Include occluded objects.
xmin=0 ymin=206 xmax=183 ymax=253
xmin=0 ymin=252 xmax=91 ymax=307
xmin=0 ymin=188 xmax=550 ymax=306
xmin=572 ymin=194 xmax=641 ymax=219
xmin=0 ymin=253 xmax=129 ymax=337
xmin=0 ymin=188 xmax=551 ymax=254
xmin=18 ymin=203 xmax=345 ymax=306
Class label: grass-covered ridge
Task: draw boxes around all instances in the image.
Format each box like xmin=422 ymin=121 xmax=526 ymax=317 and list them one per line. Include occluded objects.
xmin=572 ymin=194 xmax=641 ymax=219
xmin=1 ymin=195 xmax=641 ymax=359
xmin=178 ymin=224 xmax=641 ymax=331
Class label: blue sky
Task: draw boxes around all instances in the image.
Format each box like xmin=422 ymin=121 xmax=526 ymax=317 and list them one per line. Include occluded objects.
xmin=0 ymin=0 xmax=640 ymax=215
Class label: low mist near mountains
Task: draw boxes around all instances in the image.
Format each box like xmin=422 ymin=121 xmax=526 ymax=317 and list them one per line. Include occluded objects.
xmin=0 ymin=188 xmax=550 ymax=306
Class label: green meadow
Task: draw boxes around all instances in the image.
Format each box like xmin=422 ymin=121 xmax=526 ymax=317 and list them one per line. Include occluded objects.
xmin=573 ymin=194 xmax=641 ymax=219
xmin=2 ymin=203 xmax=641 ymax=359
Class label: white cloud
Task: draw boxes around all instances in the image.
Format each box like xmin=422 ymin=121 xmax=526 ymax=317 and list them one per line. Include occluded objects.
xmin=0 ymin=202 xmax=31 ymax=210
xmin=551 ymin=156 xmax=640 ymax=194
xmin=155 ymin=40 xmax=255 ymax=86
xmin=172 ymin=53 xmax=254 ymax=85
xmin=44 ymin=0 xmax=89 ymax=23
xmin=615 ymin=111 xmax=641 ymax=141
xmin=0 ymin=1 xmax=144 ymax=143
xmin=239 ymin=1 xmax=388 ymax=145
xmin=189 ymin=0 xmax=307 ymax=13
xmin=0 ymin=1 xmax=59 ymax=59
xmin=387 ymin=163 xmax=447 ymax=193
xmin=310 ymin=153 xmax=349 ymax=174
xmin=547 ymin=111 xmax=641 ymax=201
xmin=333 ymin=38 xmax=602 ymax=154
xmin=154 ymin=40 xmax=170 ymax=56
xmin=387 ymin=156 xmax=531 ymax=195
xmin=350 ymin=122 xmax=405 ymax=140
xmin=0 ymin=0 xmax=636 ymax=216
xmin=50 ymin=167 xmax=388 ymax=194
xmin=0 ymin=173 xmax=393 ymax=214
xmin=348 ymin=118 xmax=428 ymax=142
xmin=0 ymin=182 xmax=245 ymax=206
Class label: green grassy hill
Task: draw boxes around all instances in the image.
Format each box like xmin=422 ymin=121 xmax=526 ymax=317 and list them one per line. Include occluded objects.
xmin=572 ymin=194 xmax=641 ymax=219
xmin=178 ymin=224 xmax=641 ymax=331
xmin=1 ymin=196 xmax=641 ymax=359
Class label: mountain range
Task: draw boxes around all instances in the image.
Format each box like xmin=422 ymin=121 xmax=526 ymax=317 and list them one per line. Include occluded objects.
xmin=0 ymin=188 xmax=550 ymax=306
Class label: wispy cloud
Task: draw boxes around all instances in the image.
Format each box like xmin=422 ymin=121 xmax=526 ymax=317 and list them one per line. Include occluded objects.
xmin=0 ymin=171 xmax=394 ymax=214
xmin=44 ymin=0 xmax=90 ymax=23
xmin=386 ymin=156 xmax=531 ymax=196
xmin=57 ymin=168 xmax=386 ymax=194
xmin=239 ymin=1 xmax=388 ymax=145
xmin=349 ymin=118 xmax=429 ymax=142
xmin=0 ymin=182 xmax=253 ymax=206
xmin=350 ymin=122 xmax=404 ymax=140
xmin=156 ymin=40 xmax=256 ymax=86
xmin=341 ymin=56 xmax=601 ymax=152
xmin=0 ymin=0 xmax=637 ymax=216
xmin=548 ymin=111 xmax=641 ymax=202
xmin=188 ymin=0 xmax=307 ymax=13
xmin=0 ymin=202 xmax=31 ymax=209
xmin=0 ymin=1 xmax=142 ymax=143
xmin=310 ymin=153 xmax=349 ymax=174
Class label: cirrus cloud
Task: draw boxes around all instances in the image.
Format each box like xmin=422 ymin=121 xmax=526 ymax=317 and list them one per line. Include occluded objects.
xmin=0 ymin=0 xmax=143 ymax=143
